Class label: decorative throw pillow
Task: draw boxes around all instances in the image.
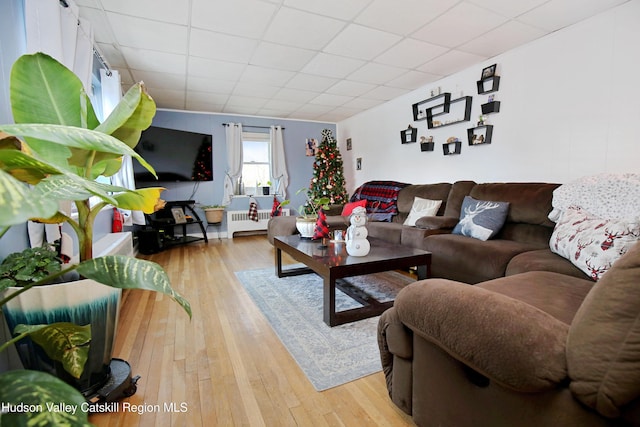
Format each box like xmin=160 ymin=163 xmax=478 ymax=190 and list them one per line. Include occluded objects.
xmin=550 ymin=207 xmax=640 ymax=280
xmin=452 ymin=196 xmax=510 ymax=241
xmin=403 ymin=197 xmax=442 ymax=226
xmin=341 ymin=200 xmax=367 ymax=216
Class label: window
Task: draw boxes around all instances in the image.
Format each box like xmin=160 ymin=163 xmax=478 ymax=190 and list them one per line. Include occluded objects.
xmin=241 ymin=132 xmax=271 ymax=195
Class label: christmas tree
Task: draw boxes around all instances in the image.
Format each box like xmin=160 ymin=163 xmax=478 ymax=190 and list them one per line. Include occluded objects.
xmin=308 ymin=129 xmax=348 ymax=205
xmin=191 ymin=138 xmax=213 ymax=180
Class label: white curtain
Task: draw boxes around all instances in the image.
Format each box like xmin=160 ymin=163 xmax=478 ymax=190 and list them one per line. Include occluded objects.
xmin=269 ymin=125 xmax=288 ymax=198
xmin=102 ymin=69 xmax=145 ymax=225
xmin=25 ymin=0 xmax=93 ymax=93
xmin=222 ymin=123 xmax=244 ymax=206
xmin=24 ymin=0 xmax=95 ymax=246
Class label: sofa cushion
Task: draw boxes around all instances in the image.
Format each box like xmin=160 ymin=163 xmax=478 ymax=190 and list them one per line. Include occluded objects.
xmin=567 ymin=241 xmax=640 ymax=418
xmin=403 ymin=197 xmax=442 ymax=226
xmin=506 ymin=249 xmax=591 ymax=280
xmin=452 ymin=196 xmax=510 ymax=241
xmin=550 ymin=207 xmax=640 ymax=280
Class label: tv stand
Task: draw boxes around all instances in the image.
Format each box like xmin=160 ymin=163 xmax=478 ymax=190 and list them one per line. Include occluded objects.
xmin=146 ymin=200 xmax=208 ymax=249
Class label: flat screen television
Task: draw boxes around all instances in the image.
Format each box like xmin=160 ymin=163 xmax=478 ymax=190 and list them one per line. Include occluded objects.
xmin=133 ymin=126 xmax=213 ymax=184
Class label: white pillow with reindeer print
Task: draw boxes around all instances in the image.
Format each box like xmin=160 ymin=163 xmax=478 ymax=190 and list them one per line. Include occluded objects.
xmin=452 ymin=196 xmax=510 ymax=241
xmin=550 ymin=206 xmax=640 ymax=280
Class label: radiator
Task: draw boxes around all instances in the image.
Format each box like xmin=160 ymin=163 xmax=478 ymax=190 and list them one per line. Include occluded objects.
xmin=227 ymin=209 xmax=290 ymax=239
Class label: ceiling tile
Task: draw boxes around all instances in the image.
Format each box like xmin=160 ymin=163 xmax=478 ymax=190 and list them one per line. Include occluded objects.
xmin=146 ymin=87 xmax=186 ymax=108
xmin=225 ymin=95 xmax=268 ymax=109
xmin=239 ymin=65 xmax=295 ymax=86
xmin=191 ymin=0 xmax=277 ymax=38
xmin=187 ymin=57 xmax=246 ymax=80
xmin=386 ymin=70 xmax=440 ymax=90
xmin=302 ymin=53 xmax=365 ymax=79
xmin=458 ymin=20 xmax=545 ymax=57
xmin=96 ymin=42 xmax=126 ymax=68
xmin=309 ymin=93 xmax=354 ymax=107
xmin=186 ymin=99 xmax=226 ymax=112
xmin=263 ymin=7 xmax=346 ymax=50
xmin=130 ymin=69 xmax=186 ymax=91
xmin=282 ymin=0 xmax=371 ymax=20
xmin=418 ymin=49 xmax=487 ymax=75
xmin=120 ymin=47 xmax=186 ymax=74
xmin=355 ymin=0 xmax=461 ymax=35
xmin=412 ymin=3 xmax=509 ymax=48
xmin=261 ymin=99 xmax=305 ymax=111
xmin=326 ymin=80 xmax=377 ymax=97
xmin=272 ymin=88 xmax=319 ymax=103
xmin=342 ymin=97 xmax=385 ymax=110
xmin=363 ymin=85 xmax=409 ymax=101
xmin=346 ymin=62 xmax=407 ymax=85
xmin=187 ymin=91 xmax=230 ymax=105
xmin=467 ymin=0 xmax=550 ymax=18
xmin=187 ymin=76 xmax=236 ymax=94
xmin=285 ymin=73 xmax=338 ymax=92
xmin=249 ymin=42 xmax=316 ymax=71
xmin=189 ymin=28 xmax=258 ymax=63
xmin=98 ymin=0 xmax=190 ymax=24
xmin=232 ymin=82 xmax=281 ymax=98
xmin=324 ymin=25 xmax=402 ymax=61
xmin=516 ymin=0 xmax=629 ymax=32
xmin=375 ymin=38 xmax=448 ymax=69
xmin=106 ymin=12 xmax=188 ymax=54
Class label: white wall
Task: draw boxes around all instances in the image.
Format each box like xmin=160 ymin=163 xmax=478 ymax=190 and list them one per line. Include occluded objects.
xmin=337 ymin=0 xmax=640 ymax=193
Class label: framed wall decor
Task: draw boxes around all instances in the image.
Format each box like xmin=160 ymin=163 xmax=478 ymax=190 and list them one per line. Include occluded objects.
xmin=346 ymin=138 xmax=352 ymax=150
xmin=481 ymin=64 xmax=496 ymax=79
xmin=171 ymin=207 xmax=187 ymax=224
xmin=305 ymin=138 xmax=318 ymax=156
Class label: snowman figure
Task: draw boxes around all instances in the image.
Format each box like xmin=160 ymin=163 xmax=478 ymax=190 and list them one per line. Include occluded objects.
xmin=346 ymin=206 xmax=370 ymax=256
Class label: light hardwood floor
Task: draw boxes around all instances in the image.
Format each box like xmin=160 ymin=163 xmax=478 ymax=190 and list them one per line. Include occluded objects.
xmin=90 ymin=234 xmax=415 ymax=426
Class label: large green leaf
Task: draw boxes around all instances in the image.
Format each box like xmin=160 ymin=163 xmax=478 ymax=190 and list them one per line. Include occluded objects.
xmin=0 ymin=123 xmax=157 ymax=178
xmin=10 ymin=53 xmax=99 ymax=129
xmin=0 ymin=169 xmax=59 ymax=226
xmin=113 ymin=187 xmax=165 ymax=214
xmin=0 ymin=370 xmax=91 ymax=426
xmin=75 ymin=256 xmax=192 ymax=319
xmin=31 ymin=175 xmax=120 ymax=206
xmin=14 ymin=323 xmax=91 ymax=379
xmin=9 ymin=52 xmax=101 ymax=169
xmin=96 ymin=82 xmax=156 ymax=148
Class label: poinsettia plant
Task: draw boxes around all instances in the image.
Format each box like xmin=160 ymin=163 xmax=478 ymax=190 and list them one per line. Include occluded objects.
xmin=0 ymin=52 xmax=191 ymax=425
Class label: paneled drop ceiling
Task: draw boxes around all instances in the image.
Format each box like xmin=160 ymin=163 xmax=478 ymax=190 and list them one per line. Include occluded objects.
xmin=76 ymin=0 xmax=629 ymax=122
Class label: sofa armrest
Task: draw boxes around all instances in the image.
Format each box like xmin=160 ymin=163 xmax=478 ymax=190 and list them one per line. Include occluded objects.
xmin=395 ymin=279 xmax=569 ymax=392
xmin=415 ymin=215 xmax=459 ymax=230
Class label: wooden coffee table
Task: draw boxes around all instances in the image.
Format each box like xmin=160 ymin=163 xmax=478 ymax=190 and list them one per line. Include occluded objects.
xmin=274 ymin=235 xmax=431 ymax=326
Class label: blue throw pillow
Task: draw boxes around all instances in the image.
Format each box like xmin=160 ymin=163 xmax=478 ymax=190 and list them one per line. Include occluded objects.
xmin=452 ymin=196 xmax=510 ymax=241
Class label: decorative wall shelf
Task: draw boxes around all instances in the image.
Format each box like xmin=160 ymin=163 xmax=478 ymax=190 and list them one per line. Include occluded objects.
xmin=420 ymin=141 xmax=435 ymax=152
xmin=412 ymin=93 xmax=451 ymax=121
xmin=443 ymin=141 xmax=462 ymax=155
xmin=481 ymin=101 xmax=501 ymax=114
xmin=401 ymin=125 xmax=417 ymax=144
xmin=477 ymin=76 xmax=500 ymax=94
xmin=427 ymin=96 xmax=472 ymax=129
xmin=467 ymin=125 xmax=493 ymax=146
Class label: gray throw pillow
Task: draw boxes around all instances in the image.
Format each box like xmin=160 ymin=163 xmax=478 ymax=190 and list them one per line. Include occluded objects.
xmin=452 ymin=196 xmax=510 ymax=240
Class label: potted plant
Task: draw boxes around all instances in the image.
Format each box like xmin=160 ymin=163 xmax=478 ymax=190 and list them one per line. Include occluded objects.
xmin=279 ymin=188 xmax=330 ymax=238
xmin=0 ymin=52 xmax=191 ymax=425
xmin=200 ymin=204 xmax=225 ymax=224
xmin=262 ymin=181 xmax=272 ymax=195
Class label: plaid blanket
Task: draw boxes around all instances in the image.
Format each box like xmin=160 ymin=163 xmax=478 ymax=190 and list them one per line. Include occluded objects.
xmin=350 ymin=180 xmax=410 ymax=222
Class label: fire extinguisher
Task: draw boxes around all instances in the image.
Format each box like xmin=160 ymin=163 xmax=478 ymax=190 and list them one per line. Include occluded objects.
xmin=112 ymin=207 xmax=124 ymax=233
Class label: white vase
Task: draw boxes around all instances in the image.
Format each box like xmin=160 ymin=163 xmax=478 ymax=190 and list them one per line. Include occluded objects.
xmin=295 ymin=217 xmax=317 ymax=239
xmin=2 ymin=279 xmax=121 ymax=395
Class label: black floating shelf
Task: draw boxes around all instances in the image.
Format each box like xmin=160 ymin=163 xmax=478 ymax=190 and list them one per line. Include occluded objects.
xmin=412 ymin=93 xmax=451 ymax=121
xmin=467 ymin=125 xmax=493 ymax=146
xmin=400 ymin=127 xmax=417 ymax=144
xmin=427 ymin=96 xmax=472 ymax=129
xmin=477 ymin=76 xmax=500 ymax=94
xmin=443 ymin=141 xmax=462 ymax=155
xmin=420 ymin=142 xmax=435 ymax=152
xmin=481 ymin=101 xmax=501 ymax=114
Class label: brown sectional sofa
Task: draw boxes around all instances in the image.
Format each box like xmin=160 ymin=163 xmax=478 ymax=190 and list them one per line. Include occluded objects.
xmin=267 ymin=180 xmax=590 ymax=284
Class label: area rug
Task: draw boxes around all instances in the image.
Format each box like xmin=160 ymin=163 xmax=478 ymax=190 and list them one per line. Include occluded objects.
xmin=235 ymin=266 xmax=414 ymax=391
